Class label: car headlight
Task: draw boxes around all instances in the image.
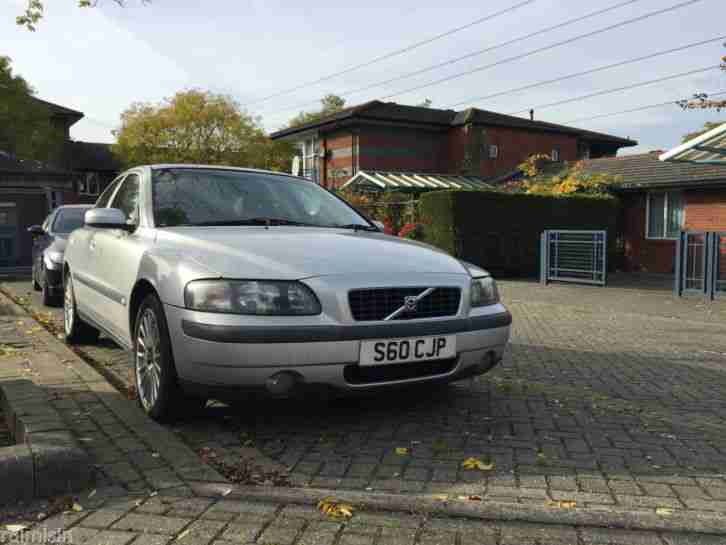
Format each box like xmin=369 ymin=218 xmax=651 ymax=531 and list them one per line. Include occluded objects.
xmin=44 ymin=251 xmax=64 ymax=268
xmin=470 ymin=276 xmax=499 ymax=307
xmin=184 ymin=280 xmax=321 ymax=315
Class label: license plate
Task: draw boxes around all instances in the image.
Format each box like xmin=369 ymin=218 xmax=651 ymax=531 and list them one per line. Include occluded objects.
xmin=359 ymin=335 xmax=456 ymax=366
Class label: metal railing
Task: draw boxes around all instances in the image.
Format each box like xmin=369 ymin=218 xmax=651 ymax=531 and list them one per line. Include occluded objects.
xmin=540 ymin=230 xmax=607 ymax=286
xmin=676 ymin=231 xmax=726 ymax=300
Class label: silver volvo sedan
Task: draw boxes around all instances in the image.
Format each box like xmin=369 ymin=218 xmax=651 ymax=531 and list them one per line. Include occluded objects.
xmin=63 ymin=165 xmax=511 ymax=421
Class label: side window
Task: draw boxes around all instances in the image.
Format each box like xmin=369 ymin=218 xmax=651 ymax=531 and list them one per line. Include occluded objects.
xmin=95 ymin=177 xmax=122 ymax=209
xmin=110 ymin=174 xmax=141 ymax=225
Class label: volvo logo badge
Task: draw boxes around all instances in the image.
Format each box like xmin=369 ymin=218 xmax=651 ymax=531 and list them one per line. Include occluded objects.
xmin=404 ymin=296 xmax=418 ymax=312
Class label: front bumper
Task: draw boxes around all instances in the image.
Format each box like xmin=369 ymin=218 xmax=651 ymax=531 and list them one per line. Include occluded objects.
xmin=165 ymin=302 xmax=511 ymax=398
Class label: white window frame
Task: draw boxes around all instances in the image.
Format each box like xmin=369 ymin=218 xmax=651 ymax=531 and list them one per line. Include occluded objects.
xmin=488 ymin=144 xmax=499 ymax=159
xmin=645 ymin=190 xmax=684 ymax=240
xmin=551 ymin=147 xmax=560 ymax=162
xmin=79 ymin=173 xmax=101 ymax=196
xmin=300 ymin=136 xmax=320 ymax=184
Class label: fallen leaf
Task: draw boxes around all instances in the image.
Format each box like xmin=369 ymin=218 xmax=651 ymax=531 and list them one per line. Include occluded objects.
xmin=461 ymin=457 xmax=495 ymax=471
xmin=4 ymin=524 xmax=27 ymax=534
xmin=176 ymin=529 xmax=190 ymax=541
xmin=221 ymin=489 xmax=232 ymax=497
xmin=656 ymin=507 xmax=674 ymax=516
xmin=317 ymin=497 xmax=354 ymax=519
xmin=71 ymin=502 xmax=83 ymax=512
xmin=149 ymin=491 xmax=158 ymax=497
xmin=395 ymin=447 xmax=409 ymax=456
xmin=431 ymin=494 xmax=449 ymax=501
xmin=547 ymin=500 xmax=577 ymax=509
xmin=457 ymin=495 xmax=483 ymax=501
xmin=88 ymin=489 xmax=97 ymax=498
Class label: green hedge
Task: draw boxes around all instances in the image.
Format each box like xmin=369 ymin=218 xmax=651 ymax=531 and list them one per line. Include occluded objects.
xmin=419 ymin=191 xmax=620 ymax=276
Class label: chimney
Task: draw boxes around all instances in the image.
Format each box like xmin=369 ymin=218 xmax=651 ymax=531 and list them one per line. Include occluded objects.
xmin=529 ymin=109 xmax=534 ymax=121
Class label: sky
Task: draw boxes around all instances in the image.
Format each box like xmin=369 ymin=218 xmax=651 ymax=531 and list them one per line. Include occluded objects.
xmin=2 ymin=0 xmax=725 ymax=154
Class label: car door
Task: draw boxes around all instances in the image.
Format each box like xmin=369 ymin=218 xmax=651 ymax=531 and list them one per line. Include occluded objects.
xmin=94 ymin=172 xmax=151 ymax=346
xmin=70 ymin=176 xmax=124 ymax=325
xmin=32 ymin=212 xmax=53 ymax=280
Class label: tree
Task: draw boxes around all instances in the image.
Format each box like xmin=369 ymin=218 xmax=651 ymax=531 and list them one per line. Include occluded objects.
xmin=288 ymin=94 xmax=346 ymax=128
xmin=16 ymin=0 xmax=149 ymax=31
xmin=0 ymin=56 xmax=58 ymax=162
xmin=417 ymin=99 xmax=433 ymax=108
xmin=682 ymin=122 xmax=725 ymax=143
xmin=112 ymin=90 xmax=295 ymax=171
xmin=677 ymin=44 xmax=726 ymax=112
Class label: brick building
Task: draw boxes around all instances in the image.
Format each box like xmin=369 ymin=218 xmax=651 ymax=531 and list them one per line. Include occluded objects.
xmin=0 ymin=98 xmax=120 ymax=268
xmin=583 ymin=152 xmax=726 ymax=274
xmin=269 ymin=100 xmax=636 ymax=188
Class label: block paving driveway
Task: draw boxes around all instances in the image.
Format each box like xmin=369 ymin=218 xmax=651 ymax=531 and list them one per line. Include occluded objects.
xmin=4 ymin=277 xmax=726 ymax=517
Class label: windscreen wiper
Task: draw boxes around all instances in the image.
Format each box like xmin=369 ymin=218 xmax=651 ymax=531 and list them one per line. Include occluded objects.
xmin=334 ymin=223 xmax=379 ymax=232
xmin=190 ymin=218 xmax=319 ymax=227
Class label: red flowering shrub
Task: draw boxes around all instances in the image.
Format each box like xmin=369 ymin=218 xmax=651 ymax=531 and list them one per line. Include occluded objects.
xmin=398 ymin=222 xmax=423 ymax=240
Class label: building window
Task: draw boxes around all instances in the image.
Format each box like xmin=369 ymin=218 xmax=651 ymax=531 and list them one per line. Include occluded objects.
xmin=551 ymin=147 xmax=560 ymax=162
xmin=646 ymin=191 xmax=683 ymax=239
xmin=79 ymin=173 xmax=101 ymax=196
xmin=47 ymin=190 xmax=63 ymax=211
xmin=300 ymin=137 xmax=320 ymax=184
xmin=488 ymin=144 xmax=499 ymax=159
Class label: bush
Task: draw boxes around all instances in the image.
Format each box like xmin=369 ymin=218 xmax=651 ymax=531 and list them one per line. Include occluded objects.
xmin=419 ymin=190 xmax=620 ymax=276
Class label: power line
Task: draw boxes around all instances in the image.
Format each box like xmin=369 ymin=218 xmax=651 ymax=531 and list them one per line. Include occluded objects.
xmin=371 ymin=0 xmax=705 ymax=104
xmin=241 ymin=0 xmax=536 ymax=108
xmin=445 ymin=35 xmax=726 ymax=109
xmin=505 ymin=65 xmax=720 ymax=116
xmin=261 ymin=0 xmax=645 ymax=118
xmin=563 ymin=90 xmax=726 ymax=124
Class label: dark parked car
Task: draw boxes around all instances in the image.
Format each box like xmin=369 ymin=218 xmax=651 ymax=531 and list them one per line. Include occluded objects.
xmin=28 ymin=205 xmax=92 ymax=306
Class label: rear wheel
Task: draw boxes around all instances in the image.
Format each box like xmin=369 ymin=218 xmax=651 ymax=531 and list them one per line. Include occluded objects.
xmin=41 ymin=267 xmax=59 ymax=307
xmin=32 ymin=265 xmax=41 ymax=291
xmin=134 ymin=294 xmax=206 ymax=422
xmin=63 ymin=272 xmax=100 ymax=344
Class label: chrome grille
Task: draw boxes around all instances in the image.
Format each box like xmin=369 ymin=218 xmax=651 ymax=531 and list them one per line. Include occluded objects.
xmin=348 ymin=287 xmax=461 ymax=321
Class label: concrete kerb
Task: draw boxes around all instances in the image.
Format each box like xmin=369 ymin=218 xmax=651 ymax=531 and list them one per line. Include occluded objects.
xmin=3 ymin=290 xmax=726 ymax=536
xmin=0 ymin=379 xmax=94 ymax=505
xmin=189 ymin=481 xmax=726 ymax=536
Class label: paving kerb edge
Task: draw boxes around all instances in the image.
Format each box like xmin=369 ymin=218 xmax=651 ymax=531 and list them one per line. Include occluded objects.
xmin=190 ymin=481 xmax=726 ymax=535
xmin=3 ymin=290 xmax=726 ymax=535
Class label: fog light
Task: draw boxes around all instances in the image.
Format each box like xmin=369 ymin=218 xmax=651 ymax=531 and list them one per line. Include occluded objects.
xmin=265 ymin=371 xmax=298 ymax=395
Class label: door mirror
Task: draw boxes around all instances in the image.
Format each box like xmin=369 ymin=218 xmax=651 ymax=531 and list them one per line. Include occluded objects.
xmin=27 ymin=225 xmax=44 ymax=237
xmin=84 ymin=208 xmax=134 ymax=231
xmin=372 ymin=220 xmax=385 ymax=232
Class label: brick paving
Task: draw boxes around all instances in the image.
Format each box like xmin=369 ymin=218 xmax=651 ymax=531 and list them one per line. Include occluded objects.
xmin=8 ymin=492 xmax=722 ymax=545
xmin=3 ymin=277 xmax=726 ymax=542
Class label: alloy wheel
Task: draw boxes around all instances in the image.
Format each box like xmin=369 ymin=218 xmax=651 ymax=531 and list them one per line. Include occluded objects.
xmin=136 ymin=308 xmax=163 ymax=411
xmin=64 ymin=279 xmax=74 ymax=334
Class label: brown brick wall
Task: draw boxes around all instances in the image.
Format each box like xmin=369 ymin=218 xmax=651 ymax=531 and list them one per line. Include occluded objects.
xmin=683 ymin=189 xmax=726 ymax=231
xmin=357 ymin=127 xmax=448 ymax=174
xmin=622 ymin=193 xmax=676 ymax=274
xmin=622 ymin=188 xmax=726 ymax=274
xmin=476 ymin=126 xmax=580 ymax=178
xmin=323 ymin=131 xmax=355 ymax=188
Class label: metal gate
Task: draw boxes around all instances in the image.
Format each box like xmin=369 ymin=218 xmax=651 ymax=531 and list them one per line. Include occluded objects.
xmin=675 ymin=231 xmax=726 ymax=299
xmin=540 ymin=230 xmax=607 ymax=286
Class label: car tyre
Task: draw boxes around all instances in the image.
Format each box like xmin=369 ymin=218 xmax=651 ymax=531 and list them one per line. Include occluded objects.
xmin=134 ymin=294 xmax=206 ymax=422
xmin=32 ymin=265 xmax=41 ymax=291
xmin=41 ymin=267 xmax=59 ymax=307
xmin=63 ymin=271 xmax=100 ymax=344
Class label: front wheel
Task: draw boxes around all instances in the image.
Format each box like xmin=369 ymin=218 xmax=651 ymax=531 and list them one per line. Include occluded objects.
xmin=134 ymin=294 xmax=206 ymax=422
xmin=63 ymin=272 xmax=99 ymax=344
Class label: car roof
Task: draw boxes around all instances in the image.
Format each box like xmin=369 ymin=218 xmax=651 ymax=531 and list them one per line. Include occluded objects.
xmin=146 ymin=164 xmax=305 ymax=182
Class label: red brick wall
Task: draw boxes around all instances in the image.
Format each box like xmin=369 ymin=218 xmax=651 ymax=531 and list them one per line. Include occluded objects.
xmin=622 ymin=193 xmax=676 ymax=274
xmin=683 ymin=189 xmax=726 ymax=231
xmin=357 ymin=127 xmax=448 ymax=174
xmin=476 ymin=126 xmax=579 ymax=178
xmin=447 ymin=126 xmax=468 ymax=174
xmin=323 ymin=130 xmax=354 ymax=188
xmin=622 ymin=188 xmax=726 ymax=274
